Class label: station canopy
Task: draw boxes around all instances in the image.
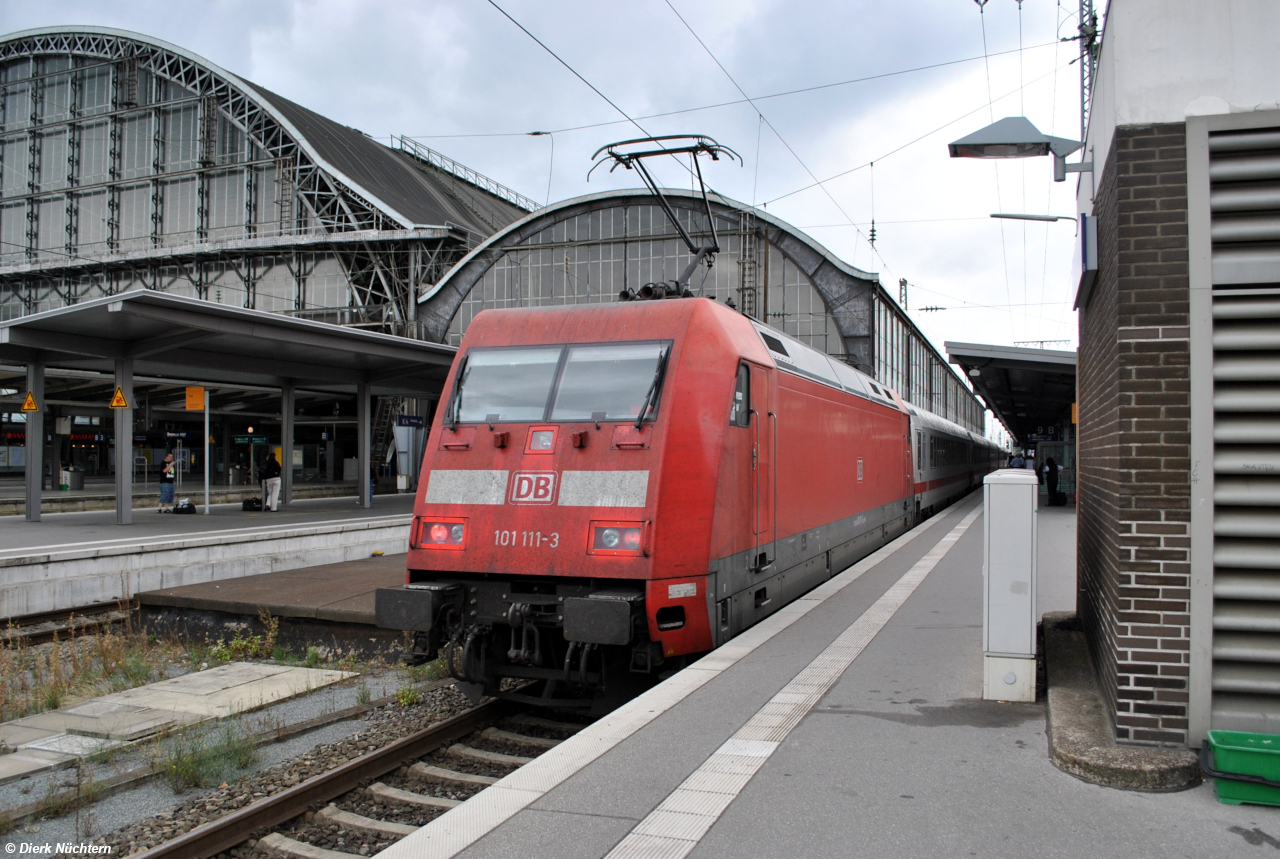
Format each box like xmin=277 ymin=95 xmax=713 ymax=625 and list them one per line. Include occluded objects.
xmin=944 ymin=341 xmax=1076 ymax=446
xmin=0 ymin=290 xmax=458 ymax=406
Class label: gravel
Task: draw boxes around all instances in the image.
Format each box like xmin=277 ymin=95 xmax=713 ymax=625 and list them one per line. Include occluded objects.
xmin=92 ymin=684 xmax=473 ymax=857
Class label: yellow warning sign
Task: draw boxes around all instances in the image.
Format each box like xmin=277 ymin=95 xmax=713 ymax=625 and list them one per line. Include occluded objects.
xmin=109 ymin=386 xmax=130 ymax=409
xmin=20 ymin=390 xmax=37 ymax=412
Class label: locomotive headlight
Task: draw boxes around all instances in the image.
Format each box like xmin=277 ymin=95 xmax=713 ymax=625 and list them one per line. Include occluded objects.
xmin=590 ymin=521 xmax=645 ymax=555
xmin=418 ymin=519 xmax=467 ymax=550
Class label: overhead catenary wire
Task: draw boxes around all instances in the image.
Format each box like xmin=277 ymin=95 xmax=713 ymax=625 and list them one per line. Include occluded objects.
xmin=760 ymin=63 xmax=1065 ymax=207
xmin=661 ymin=0 xmax=876 ymax=262
xmin=398 ymin=40 xmax=1058 ymax=140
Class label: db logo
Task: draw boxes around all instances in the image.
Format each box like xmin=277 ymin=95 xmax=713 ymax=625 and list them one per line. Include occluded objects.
xmin=509 ymin=471 xmax=557 ymax=504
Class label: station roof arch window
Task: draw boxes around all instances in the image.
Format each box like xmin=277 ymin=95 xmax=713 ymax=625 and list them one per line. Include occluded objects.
xmin=0 ymin=26 xmax=533 ymax=338
xmin=421 ymin=188 xmax=989 ymax=432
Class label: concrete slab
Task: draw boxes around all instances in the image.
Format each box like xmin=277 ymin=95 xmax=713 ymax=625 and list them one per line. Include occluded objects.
xmin=104 ymin=663 xmax=351 ymax=720
xmin=0 ymin=725 xmax=62 ymax=751
xmin=0 ymin=661 xmax=352 ymax=782
xmin=0 ymin=748 xmax=75 ymax=786
xmin=20 ymin=733 xmax=126 ymax=756
xmin=13 ymin=704 xmax=176 ymax=742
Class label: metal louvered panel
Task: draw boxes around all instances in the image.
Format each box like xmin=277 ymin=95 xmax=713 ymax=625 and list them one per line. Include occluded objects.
xmin=1215 ymin=417 xmax=1280 ymax=443
xmin=1213 ymin=355 xmax=1280 ymax=381
xmin=1214 ymin=632 xmax=1280 ymax=663
xmin=1212 ymin=247 xmax=1280 ymax=286
xmin=1214 ymin=325 xmax=1280 ymax=349
xmin=1213 ymin=571 xmax=1280 ymax=601
xmin=1211 ymin=215 xmax=1280 ymax=243
xmin=1213 ymin=385 xmax=1280 ymax=411
xmin=1209 ymin=154 xmax=1280 ymax=183
xmin=1208 ymin=124 xmax=1280 ymax=732
xmin=1216 ymin=601 xmax=1280 ymax=632
xmin=1213 ymin=601 xmax=1280 ymax=634
xmin=1215 ymin=509 xmax=1280 ymax=538
xmin=1214 ymin=476 xmax=1280 ymax=505
xmin=1214 ymin=663 xmax=1280 ymax=695
xmin=1211 ymin=186 xmax=1280 ymax=212
xmin=1212 ymin=298 xmax=1280 ymax=318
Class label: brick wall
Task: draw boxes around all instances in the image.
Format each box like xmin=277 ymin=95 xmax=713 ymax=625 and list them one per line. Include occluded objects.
xmin=1077 ymin=122 xmax=1191 ymax=746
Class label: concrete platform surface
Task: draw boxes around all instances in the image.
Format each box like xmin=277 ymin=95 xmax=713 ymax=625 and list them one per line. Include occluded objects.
xmin=139 ymin=553 xmax=409 ymax=624
xmin=376 ymin=499 xmax=1258 ymax=859
xmin=0 ymin=662 xmax=351 ymax=785
xmin=1 ymin=495 xmax=415 ymax=618
xmin=0 ymin=493 xmax=414 ymax=556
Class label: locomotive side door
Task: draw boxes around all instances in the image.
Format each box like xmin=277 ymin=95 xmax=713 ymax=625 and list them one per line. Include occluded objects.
xmin=749 ymin=363 xmax=775 ymax=572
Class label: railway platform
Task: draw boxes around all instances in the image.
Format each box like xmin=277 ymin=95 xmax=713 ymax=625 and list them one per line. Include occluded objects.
xmin=378 ymin=497 xmax=1258 ymax=859
xmin=138 ymin=552 xmax=407 ymax=626
xmin=0 ymin=494 xmax=414 ymax=620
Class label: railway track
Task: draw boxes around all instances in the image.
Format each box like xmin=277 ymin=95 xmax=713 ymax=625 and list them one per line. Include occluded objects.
xmin=128 ymin=696 xmax=587 ymax=859
xmin=2 ymin=601 xmax=134 ymax=647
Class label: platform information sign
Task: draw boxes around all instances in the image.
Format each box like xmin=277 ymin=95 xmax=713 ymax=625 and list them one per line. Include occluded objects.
xmin=185 ymin=386 xmax=205 ymax=411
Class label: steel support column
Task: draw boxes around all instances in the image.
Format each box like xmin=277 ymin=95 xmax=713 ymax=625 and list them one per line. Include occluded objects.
xmin=115 ymin=357 xmax=134 ymax=524
xmin=24 ymin=362 xmax=43 ymax=522
xmin=281 ymin=380 xmax=295 ymax=506
xmin=357 ymin=381 xmax=371 ymax=509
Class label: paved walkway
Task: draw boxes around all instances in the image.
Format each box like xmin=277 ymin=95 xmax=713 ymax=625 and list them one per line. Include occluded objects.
xmin=0 ymin=493 xmax=415 ymax=555
xmin=379 ymin=499 xmax=1259 ymax=859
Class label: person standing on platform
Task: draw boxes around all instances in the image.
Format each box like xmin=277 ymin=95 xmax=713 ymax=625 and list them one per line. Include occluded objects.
xmin=1010 ymin=452 xmax=1025 ymax=469
xmin=158 ymin=452 xmax=176 ymax=513
xmin=1044 ymin=457 xmax=1062 ymax=506
xmin=261 ymin=452 xmax=282 ymax=512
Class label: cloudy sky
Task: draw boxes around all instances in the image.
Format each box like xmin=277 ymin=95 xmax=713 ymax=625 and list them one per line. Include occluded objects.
xmin=3 ymin=0 xmax=1091 ymax=359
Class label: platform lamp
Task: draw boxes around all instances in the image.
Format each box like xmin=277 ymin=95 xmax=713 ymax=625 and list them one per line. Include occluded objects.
xmin=948 ymin=116 xmax=1091 ymax=182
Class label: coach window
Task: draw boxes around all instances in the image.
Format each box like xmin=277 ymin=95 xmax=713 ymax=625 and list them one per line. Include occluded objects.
xmin=730 ymin=364 xmax=751 ymax=427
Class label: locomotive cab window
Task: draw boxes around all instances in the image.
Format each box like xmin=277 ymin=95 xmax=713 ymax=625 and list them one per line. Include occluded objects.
xmin=730 ymin=364 xmax=751 ymax=427
xmin=550 ymin=342 xmax=668 ymax=421
xmin=451 ymin=341 xmax=670 ymax=424
xmin=454 ymin=346 xmax=561 ymax=423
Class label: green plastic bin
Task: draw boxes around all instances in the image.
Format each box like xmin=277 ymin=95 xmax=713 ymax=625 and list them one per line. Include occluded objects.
xmin=1204 ymin=730 xmax=1280 ymax=807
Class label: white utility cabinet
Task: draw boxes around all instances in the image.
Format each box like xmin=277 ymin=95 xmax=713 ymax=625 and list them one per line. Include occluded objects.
xmin=982 ymin=468 xmax=1039 ymax=702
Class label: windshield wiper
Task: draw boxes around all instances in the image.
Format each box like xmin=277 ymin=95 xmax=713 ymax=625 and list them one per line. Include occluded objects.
xmin=634 ymin=349 xmax=670 ymax=430
xmin=444 ymin=355 xmax=468 ymax=431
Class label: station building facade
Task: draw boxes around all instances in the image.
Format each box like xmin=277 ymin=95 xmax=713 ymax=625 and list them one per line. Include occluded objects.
xmin=0 ymin=26 xmax=529 ymax=484
xmin=1073 ymin=0 xmax=1280 ymax=745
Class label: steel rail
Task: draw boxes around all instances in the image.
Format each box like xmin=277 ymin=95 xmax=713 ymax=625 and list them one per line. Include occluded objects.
xmin=129 ymin=697 xmax=512 ymax=859
xmin=3 ymin=601 xmax=135 ymax=647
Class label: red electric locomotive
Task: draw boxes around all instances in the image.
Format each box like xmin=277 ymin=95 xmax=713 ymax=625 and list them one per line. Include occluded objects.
xmin=376 ymin=296 xmax=1000 ymax=707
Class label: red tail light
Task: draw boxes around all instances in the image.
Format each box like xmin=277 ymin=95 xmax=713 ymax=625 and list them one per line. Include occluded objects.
xmin=589 ymin=521 xmax=646 ymax=556
xmin=417 ymin=518 xmax=466 ymax=550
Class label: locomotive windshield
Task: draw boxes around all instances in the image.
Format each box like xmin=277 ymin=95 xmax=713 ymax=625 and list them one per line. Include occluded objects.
xmin=551 ymin=343 xmax=667 ymax=421
xmin=452 ymin=341 xmax=669 ymax=424
xmin=455 ymin=346 xmax=561 ymax=422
